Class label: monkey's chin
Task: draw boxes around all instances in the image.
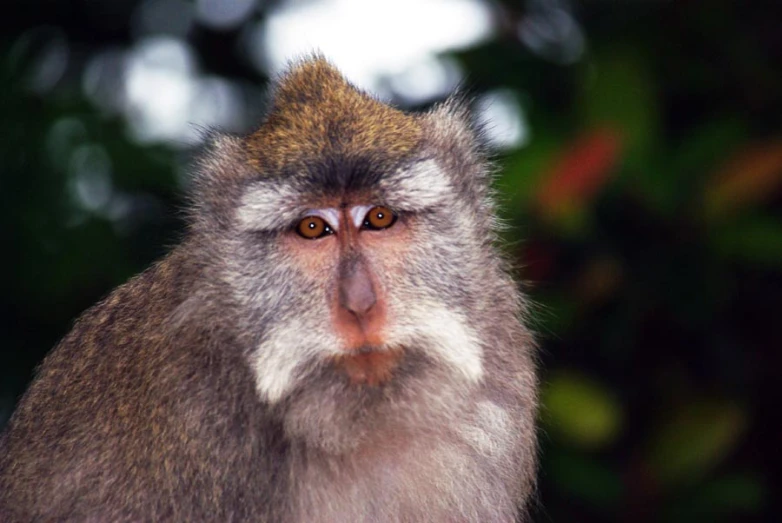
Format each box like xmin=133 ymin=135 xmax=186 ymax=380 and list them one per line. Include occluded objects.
xmin=331 ymin=346 xmax=404 ymax=386
xmin=282 ymin=348 xmax=464 ymax=454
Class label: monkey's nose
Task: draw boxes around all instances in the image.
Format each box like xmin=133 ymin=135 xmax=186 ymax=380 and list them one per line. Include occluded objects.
xmin=339 ymin=264 xmax=377 ymax=317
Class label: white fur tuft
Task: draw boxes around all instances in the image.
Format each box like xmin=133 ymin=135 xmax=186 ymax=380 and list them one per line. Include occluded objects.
xmin=382 ymin=160 xmax=452 ymax=211
xmin=236 ymin=182 xmax=301 ymax=231
xmin=250 ymin=319 xmax=342 ymax=403
xmin=389 ymin=301 xmax=484 ymax=384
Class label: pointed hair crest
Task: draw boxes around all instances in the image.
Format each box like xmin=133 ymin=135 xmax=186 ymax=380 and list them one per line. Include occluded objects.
xmin=245 ymin=57 xmax=423 ymax=172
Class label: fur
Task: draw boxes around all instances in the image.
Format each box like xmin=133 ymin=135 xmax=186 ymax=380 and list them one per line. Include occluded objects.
xmin=0 ymin=57 xmax=537 ymax=522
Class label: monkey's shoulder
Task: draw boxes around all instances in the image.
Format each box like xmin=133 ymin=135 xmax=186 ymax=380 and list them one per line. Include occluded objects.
xmin=7 ymin=248 xmax=229 ymax=442
xmin=49 ymin=248 xmax=201 ymax=360
xmin=1 ymin=248 xmax=282 ymax=522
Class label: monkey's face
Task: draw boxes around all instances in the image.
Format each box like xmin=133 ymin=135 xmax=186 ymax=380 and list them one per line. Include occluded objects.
xmin=221 ymin=151 xmax=496 ymax=450
xmin=231 ymin=157 xmax=489 ymax=386
xmin=196 ymin=60 xmax=502 ymax=450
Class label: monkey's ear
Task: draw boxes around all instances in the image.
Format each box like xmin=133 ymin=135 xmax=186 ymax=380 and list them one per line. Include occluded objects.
xmin=422 ymin=96 xmax=492 ymax=190
xmin=188 ymin=132 xmax=254 ymax=228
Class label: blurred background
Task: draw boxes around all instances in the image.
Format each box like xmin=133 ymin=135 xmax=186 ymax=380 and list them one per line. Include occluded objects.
xmin=2 ymin=0 xmax=781 ymax=521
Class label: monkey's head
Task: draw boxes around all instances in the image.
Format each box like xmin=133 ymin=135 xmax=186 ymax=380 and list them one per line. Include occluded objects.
xmin=190 ymin=58 xmax=519 ymax=451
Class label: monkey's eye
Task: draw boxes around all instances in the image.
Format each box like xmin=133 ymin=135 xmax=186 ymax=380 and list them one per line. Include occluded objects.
xmin=296 ymin=216 xmax=333 ymax=239
xmin=362 ymin=206 xmax=397 ymax=231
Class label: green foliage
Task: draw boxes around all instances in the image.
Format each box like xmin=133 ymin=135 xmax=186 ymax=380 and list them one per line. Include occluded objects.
xmin=646 ymin=398 xmax=746 ymax=486
xmin=546 ymin=449 xmax=624 ymax=512
xmin=542 ymin=370 xmax=623 ymax=450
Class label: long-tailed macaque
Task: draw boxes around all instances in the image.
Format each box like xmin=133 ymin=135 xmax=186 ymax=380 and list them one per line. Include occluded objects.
xmin=0 ymin=57 xmax=538 ymax=522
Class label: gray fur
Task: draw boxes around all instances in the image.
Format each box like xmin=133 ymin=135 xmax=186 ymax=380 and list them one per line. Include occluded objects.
xmin=0 ymin=59 xmax=537 ymax=522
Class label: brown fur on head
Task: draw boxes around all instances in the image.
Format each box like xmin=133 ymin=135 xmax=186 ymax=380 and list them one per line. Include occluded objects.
xmin=190 ymin=57 xmax=425 ymax=231
xmin=247 ymin=57 xmax=422 ymax=170
xmin=0 ymin=55 xmax=537 ymax=522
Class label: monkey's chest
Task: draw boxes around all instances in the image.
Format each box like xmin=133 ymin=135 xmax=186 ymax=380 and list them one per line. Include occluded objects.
xmin=288 ymin=434 xmax=514 ymax=523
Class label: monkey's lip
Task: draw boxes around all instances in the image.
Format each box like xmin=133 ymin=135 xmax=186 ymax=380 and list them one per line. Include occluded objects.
xmin=350 ymin=344 xmax=386 ymax=354
xmin=331 ymin=345 xmax=404 ymax=386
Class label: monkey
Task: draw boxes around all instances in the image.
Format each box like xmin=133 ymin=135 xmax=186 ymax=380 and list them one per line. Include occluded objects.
xmin=0 ymin=56 xmax=538 ymax=522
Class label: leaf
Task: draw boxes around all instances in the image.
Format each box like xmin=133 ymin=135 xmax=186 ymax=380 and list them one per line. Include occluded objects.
xmin=536 ymin=128 xmax=622 ymax=217
xmin=646 ymin=398 xmax=746 ymax=486
xmin=580 ymin=47 xmax=660 ymax=163
xmin=496 ymin=128 xmax=560 ymax=211
xmin=652 ymin=118 xmax=748 ymax=215
xmin=704 ymin=140 xmax=782 ymax=217
xmin=541 ymin=370 xmax=623 ymax=450
xmin=711 ymin=215 xmax=782 ymax=267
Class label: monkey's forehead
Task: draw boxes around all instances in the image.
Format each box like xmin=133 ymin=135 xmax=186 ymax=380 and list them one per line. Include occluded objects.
xmin=243 ymin=57 xmax=423 ymax=173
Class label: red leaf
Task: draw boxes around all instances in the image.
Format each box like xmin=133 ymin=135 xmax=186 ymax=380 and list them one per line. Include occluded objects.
xmin=537 ymin=129 xmax=622 ymax=217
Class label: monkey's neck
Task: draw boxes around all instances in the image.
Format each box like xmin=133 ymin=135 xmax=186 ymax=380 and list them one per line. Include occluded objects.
xmin=284 ymin=403 xmax=519 ymax=522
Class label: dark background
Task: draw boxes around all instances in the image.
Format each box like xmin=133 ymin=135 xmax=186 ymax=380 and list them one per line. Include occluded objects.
xmin=2 ymin=0 xmax=781 ymax=521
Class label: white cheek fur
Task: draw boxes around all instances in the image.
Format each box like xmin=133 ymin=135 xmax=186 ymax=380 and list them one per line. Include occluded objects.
xmin=251 ymin=317 xmax=344 ymax=404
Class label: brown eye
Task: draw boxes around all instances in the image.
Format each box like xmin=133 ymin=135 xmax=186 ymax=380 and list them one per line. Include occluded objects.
xmin=296 ymin=216 xmax=332 ymax=239
xmin=363 ymin=206 xmax=396 ymax=230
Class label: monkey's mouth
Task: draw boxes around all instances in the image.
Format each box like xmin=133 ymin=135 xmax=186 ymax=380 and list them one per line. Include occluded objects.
xmin=331 ymin=345 xmax=404 ymax=386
